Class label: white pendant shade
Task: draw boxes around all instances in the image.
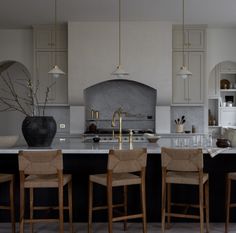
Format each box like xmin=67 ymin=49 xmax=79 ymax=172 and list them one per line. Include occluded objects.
xmin=177 ymin=66 xmax=192 ymax=79
xmin=48 ymin=65 xmax=65 ymax=78
xmin=111 ymin=65 xmax=129 ymax=78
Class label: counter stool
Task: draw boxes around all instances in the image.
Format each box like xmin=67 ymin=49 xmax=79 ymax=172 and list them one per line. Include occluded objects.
xmin=18 ymin=150 xmax=73 ymax=233
xmin=161 ymin=147 xmax=209 ymax=233
xmin=225 ymin=172 xmax=236 ymax=233
xmin=88 ymin=148 xmax=147 ymax=233
xmin=0 ymin=174 xmax=15 ymax=233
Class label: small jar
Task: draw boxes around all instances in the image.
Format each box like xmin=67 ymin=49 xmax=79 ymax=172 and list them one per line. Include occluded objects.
xmin=176 ymin=124 xmax=184 ymax=133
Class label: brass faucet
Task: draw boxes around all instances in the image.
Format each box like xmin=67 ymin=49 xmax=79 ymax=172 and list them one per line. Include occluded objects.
xmin=111 ymin=107 xmax=126 ymax=143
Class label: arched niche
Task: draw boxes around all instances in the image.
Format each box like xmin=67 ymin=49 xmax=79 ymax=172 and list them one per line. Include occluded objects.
xmin=84 ymin=79 xmax=157 ymax=132
xmin=208 ymin=60 xmax=236 ymax=128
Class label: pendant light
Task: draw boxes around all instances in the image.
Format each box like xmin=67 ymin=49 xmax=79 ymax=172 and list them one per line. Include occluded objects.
xmin=48 ymin=0 xmax=65 ymax=78
xmin=176 ymin=0 xmax=192 ymax=79
xmin=111 ymin=0 xmax=129 ymax=77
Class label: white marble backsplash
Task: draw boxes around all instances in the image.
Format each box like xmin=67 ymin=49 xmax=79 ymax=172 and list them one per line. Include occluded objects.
xmin=171 ymin=106 xmax=204 ymax=133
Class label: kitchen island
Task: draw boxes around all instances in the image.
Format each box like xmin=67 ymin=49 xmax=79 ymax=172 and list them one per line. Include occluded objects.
xmin=0 ymin=136 xmax=235 ymax=223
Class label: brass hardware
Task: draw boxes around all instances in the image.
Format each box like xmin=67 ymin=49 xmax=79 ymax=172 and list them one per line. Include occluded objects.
xmin=111 ymin=107 xmax=126 ymax=143
xmin=129 ymin=129 xmax=133 ymax=143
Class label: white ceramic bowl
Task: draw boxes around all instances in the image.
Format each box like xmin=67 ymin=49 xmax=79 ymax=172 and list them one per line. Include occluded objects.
xmin=0 ymin=136 xmax=19 ymax=148
xmin=144 ymin=133 xmax=161 ymax=143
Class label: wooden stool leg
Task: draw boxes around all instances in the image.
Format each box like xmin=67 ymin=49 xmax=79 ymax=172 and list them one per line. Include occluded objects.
xmin=123 ymin=185 xmax=127 ymax=231
xmin=205 ymin=181 xmax=210 ymax=233
xmin=19 ymin=173 xmax=25 ymax=233
xmin=107 ymin=178 xmax=113 ymax=233
xmin=58 ymin=178 xmax=64 ymax=233
xmin=29 ymin=188 xmax=34 ymax=233
xmin=167 ymin=183 xmax=171 ymax=229
xmin=199 ymin=182 xmax=204 ymax=233
xmin=140 ymin=177 xmax=147 ymax=233
xmin=161 ymin=170 xmax=167 ymax=233
xmin=9 ymin=177 xmax=15 ymax=233
xmin=68 ymin=180 xmax=73 ymax=233
xmin=88 ymin=180 xmax=93 ymax=233
xmin=225 ymin=176 xmax=231 ymax=233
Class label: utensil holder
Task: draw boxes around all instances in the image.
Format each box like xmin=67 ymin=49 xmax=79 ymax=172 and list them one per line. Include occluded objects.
xmin=176 ymin=124 xmax=184 ymax=133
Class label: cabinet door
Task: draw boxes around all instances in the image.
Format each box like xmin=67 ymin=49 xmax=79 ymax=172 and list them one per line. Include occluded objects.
xmin=188 ymin=29 xmax=204 ymax=50
xmin=188 ymin=52 xmax=204 ymax=104
xmin=172 ymin=29 xmax=188 ymax=50
xmin=51 ymin=51 xmax=68 ymax=104
xmin=35 ymin=29 xmax=67 ymax=50
xmin=36 ymin=51 xmax=68 ymax=104
xmin=35 ymin=29 xmax=53 ymax=49
xmin=172 ymin=52 xmax=188 ymax=104
xmin=173 ymin=29 xmax=204 ymax=51
xmin=219 ymin=108 xmax=236 ymax=126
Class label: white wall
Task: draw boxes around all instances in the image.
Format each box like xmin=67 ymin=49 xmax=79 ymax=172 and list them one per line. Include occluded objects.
xmin=207 ymin=28 xmax=236 ymax=74
xmin=0 ymin=29 xmax=33 ymax=74
xmin=0 ymin=29 xmax=33 ymax=135
xmin=68 ymin=21 xmax=172 ymax=105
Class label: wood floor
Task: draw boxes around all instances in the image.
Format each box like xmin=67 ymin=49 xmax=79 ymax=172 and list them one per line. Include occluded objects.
xmin=0 ymin=222 xmax=234 ymax=233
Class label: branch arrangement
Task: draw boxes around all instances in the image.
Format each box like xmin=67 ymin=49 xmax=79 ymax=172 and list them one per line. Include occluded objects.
xmin=0 ymin=61 xmax=55 ymax=116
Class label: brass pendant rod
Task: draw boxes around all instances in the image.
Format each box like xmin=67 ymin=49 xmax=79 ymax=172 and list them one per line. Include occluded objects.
xmin=118 ymin=0 xmax=121 ymax=66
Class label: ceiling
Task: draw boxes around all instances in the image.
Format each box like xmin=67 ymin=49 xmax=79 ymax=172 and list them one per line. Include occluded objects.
xmin=1 ymin=0 xmax=236 ymax=29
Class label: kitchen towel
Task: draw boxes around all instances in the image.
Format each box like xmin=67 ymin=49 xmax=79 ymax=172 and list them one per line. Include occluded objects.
xmin=207 ymin=147 xmax=230 ymax=158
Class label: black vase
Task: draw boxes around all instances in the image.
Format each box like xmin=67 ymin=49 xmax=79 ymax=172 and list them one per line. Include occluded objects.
xmin=22 ymin=116 xmax=57 ymax=147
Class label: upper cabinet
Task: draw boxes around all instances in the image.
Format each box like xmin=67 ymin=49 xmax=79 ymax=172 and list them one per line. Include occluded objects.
xmin=33 ymin=25 xmax=68 ymax=105
xmin=172 ymin=51 xmax=204 ymax=104
xmin=34 ymin=26 xmax=67 ymax=50
xmin=172 ymin=25 xmax=206 ymax=105
xmin=172 ymin=26 xmax=205 ymax=51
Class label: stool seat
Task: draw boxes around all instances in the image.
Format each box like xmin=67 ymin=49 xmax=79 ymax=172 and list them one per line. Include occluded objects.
xmin=24 ymin=174 xmax=72 ymax=188
xmin=90 ymin=173 xmax=141 ymax=187
xmin=0 ymin=174 xmax=14 ymax=183
xmin=166 ymin=171 xmax=209 ymax=185
xmin=227 ymin=172 xmax=236 ymax=180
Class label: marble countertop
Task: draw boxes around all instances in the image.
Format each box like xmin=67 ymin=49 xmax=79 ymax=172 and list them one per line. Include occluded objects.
xmin=0 ymin=136 xmax=235 ymax=155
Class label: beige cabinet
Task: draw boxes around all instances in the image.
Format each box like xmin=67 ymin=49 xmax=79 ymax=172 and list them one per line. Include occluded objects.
xmin=35 ymin=51 xmax=68 ymax=104
xmin=172 ymin=28 xmax=205 ymax=51
xmin=172 ymin=51 xmax=204 ymax=104
xmin=33 ymin=25 xmax=68 ymax=104
xmin=34 ymin=26 xmax=67 ymax=50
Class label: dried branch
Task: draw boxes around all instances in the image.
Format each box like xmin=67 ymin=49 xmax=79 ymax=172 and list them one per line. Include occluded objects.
xmin=0 ymin=61 xmax=55 ymax=117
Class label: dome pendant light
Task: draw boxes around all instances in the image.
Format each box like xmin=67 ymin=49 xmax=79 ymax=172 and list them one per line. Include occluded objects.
xmin=111 ymin=0 xmax=129 ymax=78
xmin=177 ymin=0 xmax=192 ymax=79
xmin=48 ymin=0 xmax=65 ymax=78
